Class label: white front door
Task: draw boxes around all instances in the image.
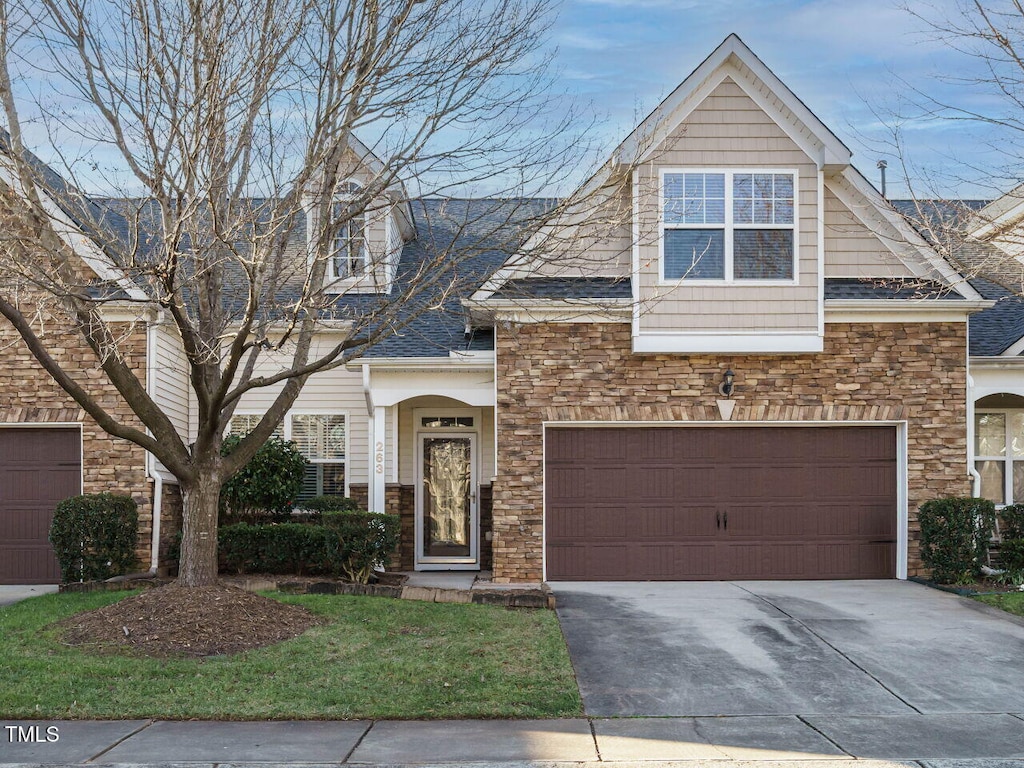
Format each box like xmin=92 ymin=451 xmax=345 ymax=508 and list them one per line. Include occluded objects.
xmin=415 ymin=432 xmax=478 ymax=569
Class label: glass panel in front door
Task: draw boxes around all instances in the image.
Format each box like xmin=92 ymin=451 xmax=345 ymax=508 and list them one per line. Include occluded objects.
xmin=422 ymin=437 xmax=472 ymax=559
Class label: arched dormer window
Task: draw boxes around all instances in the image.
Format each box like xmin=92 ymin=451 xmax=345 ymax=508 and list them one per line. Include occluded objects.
xmin=329 ymin=180 xmax=366 ymax=280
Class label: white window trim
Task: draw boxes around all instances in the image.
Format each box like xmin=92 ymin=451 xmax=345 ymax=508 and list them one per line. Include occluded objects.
xmin=974 ymin=408 xmax=1024 ymax=507
xmin=326 ymin=179 xmax=368 ymax=283
xmin=228 ymin=409 xmax=350 ymax=497
xmin=658 ymin=167 xmax=799 ymax=286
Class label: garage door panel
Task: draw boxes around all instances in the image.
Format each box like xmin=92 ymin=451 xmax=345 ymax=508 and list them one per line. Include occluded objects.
xmin=631 ymin=467 xmax=676 ymax=499
xmin=0 ymin=428 xmax=81 ymax=584
xmin=545 ymin=426 xmax=898 ymax=581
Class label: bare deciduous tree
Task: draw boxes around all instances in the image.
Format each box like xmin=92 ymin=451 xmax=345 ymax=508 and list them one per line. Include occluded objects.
xmin=0 ymin=0 xmax=623 ymax=586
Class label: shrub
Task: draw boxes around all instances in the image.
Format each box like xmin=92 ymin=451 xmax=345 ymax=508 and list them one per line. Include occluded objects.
xmin=49 ymin=493 xmax=139 ymax=583
xmin=1000 ymin=538 xmax=1024 ymax=573
xmin=322 ymin=511 xmax=401 ymax=583
xmin=220 ymin=435 xmax=307 ymax=524
xmin=218 ymin=523 xmax=344 ymax=576
xmin=999 ymin=504 xmax=1024 ymax=541
xmin=919 ymin=497 xmax=997 ymax=584
xmin=300 ymin=495 xmax=361 ymax=516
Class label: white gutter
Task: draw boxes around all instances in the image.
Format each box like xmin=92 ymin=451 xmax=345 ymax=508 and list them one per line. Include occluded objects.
xmin=347 ymin=356 xmax=495 ymax=371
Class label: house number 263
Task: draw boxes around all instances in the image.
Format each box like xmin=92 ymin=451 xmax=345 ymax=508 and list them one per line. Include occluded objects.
xmin=375 ymin=441 xmax=384 ymax=475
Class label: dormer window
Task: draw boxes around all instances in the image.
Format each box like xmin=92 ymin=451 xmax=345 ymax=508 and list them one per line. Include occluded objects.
xmin=329 ymin=181 xmax=366 ymax=280
xmin=662 ymin=169 xmax=795 ymax=282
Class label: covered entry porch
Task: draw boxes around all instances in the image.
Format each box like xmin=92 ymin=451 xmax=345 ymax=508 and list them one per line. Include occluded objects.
xmin=354 ymin=356 xmax=496 ymax=571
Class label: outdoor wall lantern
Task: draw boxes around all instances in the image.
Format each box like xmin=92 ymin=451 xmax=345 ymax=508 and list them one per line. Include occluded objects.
xmin=718 ymin=369 xmax=735 ymax=398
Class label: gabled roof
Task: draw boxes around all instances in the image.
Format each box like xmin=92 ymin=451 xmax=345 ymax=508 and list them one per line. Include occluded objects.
xmin=967 ymin=184 xmax=1024 ymax=241
xmin=892 ymin=198 xmax=1024 ymax=356
xmin=614 ymin=33 xmax=851 ymax=171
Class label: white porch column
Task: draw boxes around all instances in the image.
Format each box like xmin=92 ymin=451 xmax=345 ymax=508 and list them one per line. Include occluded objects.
xmin=371 ymin=406 xmax=387 ymax=513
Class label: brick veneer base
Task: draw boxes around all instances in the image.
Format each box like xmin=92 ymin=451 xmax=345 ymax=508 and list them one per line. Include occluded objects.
xmin=491 ymin=322 xmax=971 ymax=583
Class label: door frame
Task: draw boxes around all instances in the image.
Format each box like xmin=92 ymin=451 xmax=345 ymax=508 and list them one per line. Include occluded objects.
xmin=414 ymin=408 xmax=481 ymax=570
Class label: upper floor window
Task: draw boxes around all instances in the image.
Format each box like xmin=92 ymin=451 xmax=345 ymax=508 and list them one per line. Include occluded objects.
xmin=329 ymin=181 xmax=366 ymax=280
xmin=662 ymin=170 xmax=795 ymax=282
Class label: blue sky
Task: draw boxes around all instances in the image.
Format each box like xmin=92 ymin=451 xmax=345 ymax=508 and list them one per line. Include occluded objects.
xmin=548 ymin=0 xmax=1014 ymax=199
xmin=12 ymin=0 xmax=1014 ymax=200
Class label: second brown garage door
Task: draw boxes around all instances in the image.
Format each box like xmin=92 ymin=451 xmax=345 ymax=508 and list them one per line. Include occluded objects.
xmin=546 ymin=426 xmax=897 ymax=581
xmin=0 ymin=427 xmax=82 ymax=584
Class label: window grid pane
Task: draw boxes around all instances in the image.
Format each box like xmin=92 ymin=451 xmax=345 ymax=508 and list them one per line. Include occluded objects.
xmin=976 ymin=413 xmax=1006 ymax=456
xmin=733 ymin=172 xmax=794 ymax=225
xmin=977 ymin=460 xmax=1006 ymax=506
xmin=331 ymin=202 xmax=365 ymax=278
xmin=664 ymin=229 xmax=725 ymax=280
xmin=664 ymin=172 xmax=725 ymax=225
xmin=291 ymin=414 xmax=346 ymax=461
xmin=733 ymin=230 xmax=794 ymax=279
xmin=228 ymin=414 xmax=283 ymax=440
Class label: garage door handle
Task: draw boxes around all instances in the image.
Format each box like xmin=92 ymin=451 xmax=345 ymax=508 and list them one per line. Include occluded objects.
xmin=723 ymin=512 xmax=728 ymax=530
xmin=869 ymin=539 xmax=896 ymax=544
xmin=716 ymin=512 xmax=721 ymax=529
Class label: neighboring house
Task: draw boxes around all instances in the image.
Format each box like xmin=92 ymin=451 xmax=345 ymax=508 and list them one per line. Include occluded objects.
xmin=3 ymin=34 xmax=1021 ymax=585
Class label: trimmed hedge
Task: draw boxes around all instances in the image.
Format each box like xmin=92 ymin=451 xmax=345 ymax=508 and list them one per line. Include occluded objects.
xmin=49 ymin=493 xmax=139 ymax=583
xmin=219 ymin=523 xmax=343 ymax=576
xmin=217 ymin=512 xmax=400 ymax=581
xmin=1000 ymin=539 xmax=1024 ymax=573
xmin=999 ymin=504 xmax=1024 ymax=541
xmin=220 ymin=435 xmax=307 ymax=524
xmin=322 ymin=511 xmax=402 ymax=583
xmin=300 ymin=495 xmax=361 ymax=515
xmin=919 ymin=497 xmax=996 ymax=584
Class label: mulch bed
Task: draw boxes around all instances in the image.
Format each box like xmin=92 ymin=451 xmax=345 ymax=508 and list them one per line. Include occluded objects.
xmin=56 ymin=583 xmax=325 ymax=658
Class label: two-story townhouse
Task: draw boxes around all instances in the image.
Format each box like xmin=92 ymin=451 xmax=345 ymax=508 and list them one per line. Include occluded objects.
xmin=4 ymin=34 xmax=1018 ymax=585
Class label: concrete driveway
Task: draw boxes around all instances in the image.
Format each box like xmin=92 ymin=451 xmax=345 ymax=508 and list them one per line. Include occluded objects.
xmin=0 ymin=584 xmax=57 ymax=606
xmin=552 ymin=580 xmax=1024 ymax=717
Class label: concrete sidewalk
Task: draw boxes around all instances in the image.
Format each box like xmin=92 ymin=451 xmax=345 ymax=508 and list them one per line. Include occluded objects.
xmin=3 ymin=715 xmax=1024 ymax=766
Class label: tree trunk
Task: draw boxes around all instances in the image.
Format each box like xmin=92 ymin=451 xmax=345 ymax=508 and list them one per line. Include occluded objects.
xmin=178 ymin=472 xmax=223 ymax=587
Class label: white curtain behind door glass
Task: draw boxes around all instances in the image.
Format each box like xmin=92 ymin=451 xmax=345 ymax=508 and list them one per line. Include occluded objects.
xmin=424 ymin=439 xmax=471 ymax=544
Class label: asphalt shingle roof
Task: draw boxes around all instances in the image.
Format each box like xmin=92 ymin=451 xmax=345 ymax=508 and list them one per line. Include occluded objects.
xmin=491 ymin=277 xmax=632 ymax=300
xmin=891 ymin=199 xmax=1024 ymax=356
xmin=823 ymin=277 xmax=965 ymax=301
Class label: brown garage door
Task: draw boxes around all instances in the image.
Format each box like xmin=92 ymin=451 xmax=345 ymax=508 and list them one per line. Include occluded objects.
xmin=546 ymin=426 xmax=897 ymax=581
xmin=0 ymin=428 xmax=82 ymax=584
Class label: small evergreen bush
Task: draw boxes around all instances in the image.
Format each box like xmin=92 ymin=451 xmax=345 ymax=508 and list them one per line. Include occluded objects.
xmin=918 ymin=497 xmax=996 ymax=584
xmin=999 ymin=504 xmax=1024 ymax=540
xmin=49 ymin=493 xmax=139 ymax=583
xmin=218 ymin=523 xmax=344 ymax=576
xmin=220 ymin=435 xmax=307 ymax=524
xmin=322 ymin=511 xmax=401 ymax=583
xmin=300 ymin=495 xmax=361 ymax=516
xmin=999 ymin=538 xmax=1024 ymax=573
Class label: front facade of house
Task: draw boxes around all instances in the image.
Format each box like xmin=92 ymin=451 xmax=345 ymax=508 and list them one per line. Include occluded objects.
xmin=3 ymin=35 xmax=1021 ymax=584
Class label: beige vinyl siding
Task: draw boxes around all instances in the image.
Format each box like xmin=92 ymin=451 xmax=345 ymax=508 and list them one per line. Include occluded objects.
xmin=636 ymin=77 xmax=820 ymax=334
xmin=229 ymin=337 xmax=371 ymax=486
xmin=397 ymin=396 xmax=495 ymax=486
xmin=152 ymin=326 xmax=190 ymax=440
xmin=532 ymin=186 xmax=632 ymax=278
xmin=823 ymin=187 xmax=914 ymax=277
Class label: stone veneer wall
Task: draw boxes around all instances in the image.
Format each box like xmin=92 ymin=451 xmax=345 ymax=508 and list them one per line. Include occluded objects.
xmin=492 ymin=322 xmax=971 ymax=583
xmin=350 ymin=482 xmax=493 ymax=571
xmin=0 ymin=316 xmax=155 ymax=567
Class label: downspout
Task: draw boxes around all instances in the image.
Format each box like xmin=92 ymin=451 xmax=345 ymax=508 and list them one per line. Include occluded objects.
xmin=145 ymin=313 xmax=161 ymax=575
xmin=967 ymin=323 xmax=981 ymax=498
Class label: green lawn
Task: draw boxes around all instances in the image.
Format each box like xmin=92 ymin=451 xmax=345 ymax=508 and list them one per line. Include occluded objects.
xmin=975 ymin=591 xmax=1024 ymax=618
xmin=0 ymin=590 xmax=582 ymax=720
